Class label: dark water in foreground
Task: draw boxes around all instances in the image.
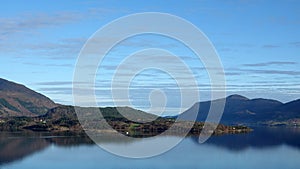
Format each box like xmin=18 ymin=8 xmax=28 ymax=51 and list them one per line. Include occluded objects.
xmin=1 ymin=127 xmax=300 ymax=169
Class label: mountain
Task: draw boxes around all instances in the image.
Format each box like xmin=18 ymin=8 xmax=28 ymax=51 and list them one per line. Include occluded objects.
xmin=0 ymin=78 xmax=57 ymax=117
xmin=39 ymin=105 xmax=159 ymax=130
xmin=42 ymin=106 xmax=159 ymax=122
xmin=182 ymin=94 xmax=300 ymax=126
xmin=0 ymin=77 xmax=299 ymax=126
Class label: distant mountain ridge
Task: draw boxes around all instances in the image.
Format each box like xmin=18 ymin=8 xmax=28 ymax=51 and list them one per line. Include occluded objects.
xmin=0 ymin=78 xmax=57 ymax=117
xmin=182 ymin=94 xmax=300 ymax=126
xmin=0 ymin=78 xmax=299 ymax=126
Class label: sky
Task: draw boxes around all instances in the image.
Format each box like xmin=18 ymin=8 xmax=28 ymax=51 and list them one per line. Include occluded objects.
xmin=0 ymin=0 xmax=300 ymax=115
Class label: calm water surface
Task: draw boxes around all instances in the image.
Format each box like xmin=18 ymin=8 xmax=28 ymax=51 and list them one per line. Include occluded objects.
xmin=1 ymin=127 xmax=300 ymax=169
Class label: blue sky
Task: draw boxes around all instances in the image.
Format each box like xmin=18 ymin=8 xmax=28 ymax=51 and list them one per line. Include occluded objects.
xmin=0 ymin=0 xmax=300 ymax=115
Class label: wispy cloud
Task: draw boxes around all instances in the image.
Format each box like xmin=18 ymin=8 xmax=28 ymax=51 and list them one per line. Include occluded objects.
xmin=38 ymin=87 xmax=73 ymax=95
xmin=243 ymin=61 xmax=298 ymax=67
xmin=243 ymin=61 xmax=297 ymax=67
xmin=246 ymin=69 xmax=300 ymax=75
xmin=0 ymin=11 xmax=84 ymax=40
xmin=262 ymin=44 xmax=280 ymax=48
xmin=290 ymin=41 xmax=300 ymax=47
xmin=0 ymin=6 xmax=121 ymax=40
xmin=224 ymin=72 xmax=241 ymax=76
xmin=228 ymin=68 xmax=300 ymax=76
xmin=23 ymin=62 xmax=74 ymax=67
xmin=116 ymin=37 xmax=180 ymax=49
xmin=0 ymin=9 xmax=119 ymax=59
xmin=35 ymin=81 xmax=74 ymax=86
xmin=26 ymin=38 xmax=86 ymax=60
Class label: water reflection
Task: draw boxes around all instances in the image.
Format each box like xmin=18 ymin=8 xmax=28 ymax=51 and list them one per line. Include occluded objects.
xmin=203 ymin=127 xmax=300 ymax=151
xmin=1 ymin=127 xmax=300 ymax=166
xmin=0 ymin=132 xmax=49 ymax=165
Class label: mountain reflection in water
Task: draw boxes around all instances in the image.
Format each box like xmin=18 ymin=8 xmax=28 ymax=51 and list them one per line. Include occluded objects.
xmin=203 ymin=127 xmax=300 ymax=151
xmin=1 ymin=127 xmax=300 ymax=166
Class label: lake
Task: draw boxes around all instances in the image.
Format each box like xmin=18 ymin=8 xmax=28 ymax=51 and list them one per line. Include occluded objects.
xmin=1 ymin=127 xmax=300 ymax=169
